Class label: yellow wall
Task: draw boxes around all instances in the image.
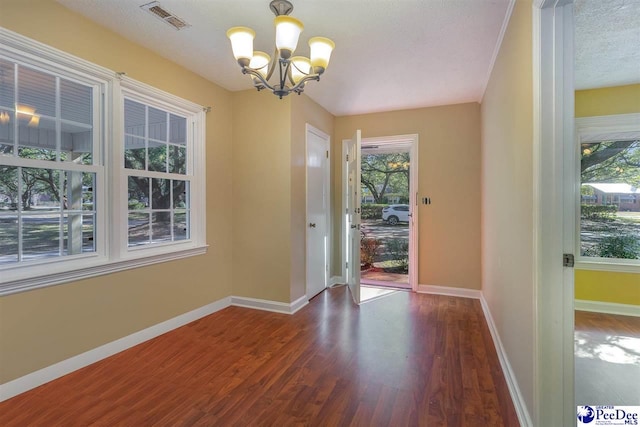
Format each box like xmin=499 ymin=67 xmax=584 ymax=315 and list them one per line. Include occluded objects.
xmin=575 ymin=84 xmax=640 ymax=306
xmin=334 ymin=103 xmax=482 ymax=290
xmin=575 ymin=270 xmax=640 ymax=305
xmin=0 ymin=0 xmax=234 ymax=383
xmin=480 ymin=0 xmax=534 ymax=416
xmin=575 ymin=84 xmax=640 ymax=118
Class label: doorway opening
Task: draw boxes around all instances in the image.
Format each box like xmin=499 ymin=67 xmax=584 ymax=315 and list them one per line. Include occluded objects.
xmin=359 ymin=136 xmax=418 ymax=291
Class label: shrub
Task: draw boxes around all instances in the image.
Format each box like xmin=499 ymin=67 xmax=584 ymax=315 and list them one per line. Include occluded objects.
xmin=581 ymin=204 xmax=617 ymax=220
xmin=128 ymin=199 xmax=146 ymax=210
xmin=361 ymin=204 xmax=387 ymax=220
xmin=361 ymin=237 xmax=382 ymax=268
xmin=591 ymin=235 xmax=640 ymax=259
xmin=387 ymin=238 xmax=409 ymax=272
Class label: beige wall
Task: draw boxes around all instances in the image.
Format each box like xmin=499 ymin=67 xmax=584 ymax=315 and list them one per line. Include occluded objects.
xmin=333 ymin=103 xmax=482 ymax=290
xmin=232 ymin=91 xmax=292 ymax=302
xmin=0 ymin=0 xmax=234 ymax=383
xmin=290 ymin=96 xmax=335 ymax=300
xmin=480 ymin=0 xmax=534 ymax=418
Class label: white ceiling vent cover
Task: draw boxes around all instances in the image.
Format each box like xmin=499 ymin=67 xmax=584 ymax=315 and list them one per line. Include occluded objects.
xmin=140 ymin=1 xmax=191 ymax=31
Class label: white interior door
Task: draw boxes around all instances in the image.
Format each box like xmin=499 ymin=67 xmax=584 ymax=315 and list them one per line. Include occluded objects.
xmin=306 ymin=125 xmax=329 ymax=299
xmin=345 ymin=130 xmax=362 ymax=304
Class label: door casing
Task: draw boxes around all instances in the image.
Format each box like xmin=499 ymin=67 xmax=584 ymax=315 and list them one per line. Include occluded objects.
xmin=341 ymin=134 xmax=419 ymax=292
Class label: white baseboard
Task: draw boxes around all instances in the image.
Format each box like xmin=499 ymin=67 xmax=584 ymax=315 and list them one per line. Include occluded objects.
xmin=230 ymin=295 xmax=308 ymax=315
xmin=417 ymin=284 xmax=481 ymax=299
xmin=479 ymin=295 xmax=532 ymax=427
xmin=329 ymin=276 xmax=345 ymax=287
xmin=0 ymin=296 xmax=232 ymax=403
xmin=575 ymin=299 xmax=640 ymax=317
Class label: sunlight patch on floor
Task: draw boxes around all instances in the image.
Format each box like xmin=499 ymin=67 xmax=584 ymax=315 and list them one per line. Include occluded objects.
xmin=575 ymin=332 xmax=640 ymax=365
xmin=360 ymin=285 xmax=399 ymax=304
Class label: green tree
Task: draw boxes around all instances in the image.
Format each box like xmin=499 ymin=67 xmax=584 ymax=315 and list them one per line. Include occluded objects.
xmin=581 ymin=140 xmax=640 ymax=186
xmin=361 ymin=152 xmax=410 ymax=203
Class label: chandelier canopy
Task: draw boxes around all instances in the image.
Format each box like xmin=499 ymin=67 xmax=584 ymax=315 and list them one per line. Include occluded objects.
xmin=227 ymin=0 xmax=335 ymax=99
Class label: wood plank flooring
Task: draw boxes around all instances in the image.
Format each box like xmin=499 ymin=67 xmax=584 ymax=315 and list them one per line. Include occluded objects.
xmin=575 ymin=310 xmax=640 ymax=406
xmin=0 ymin=287 xmax=519 ymax=426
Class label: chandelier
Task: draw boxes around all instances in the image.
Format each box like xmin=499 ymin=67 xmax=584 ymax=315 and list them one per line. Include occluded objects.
xmin=226 ymin=0 xmax=335 ymax=99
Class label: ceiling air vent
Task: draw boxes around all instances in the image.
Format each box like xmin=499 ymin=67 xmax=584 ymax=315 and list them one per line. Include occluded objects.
xmin=140 ymin=1 xmax=191 ymax=31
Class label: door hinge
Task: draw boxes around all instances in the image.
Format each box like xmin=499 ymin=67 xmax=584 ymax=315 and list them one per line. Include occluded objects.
xmin=346 ymin=154 xmax=349 ymax=161
xmin=563 ymin=253 xmax=574 ymax=267
xmin=326 ymin=150 xmax=329 ymax=158
xmin=345 ymin=261 xmax=348 ymax=269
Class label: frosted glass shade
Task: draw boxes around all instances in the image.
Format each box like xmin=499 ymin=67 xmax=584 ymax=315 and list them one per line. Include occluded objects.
xmin=290 ymin=56 xmax=311 ymax=84
xmin=309 ymin=37 xmax=335 ymax=72
xmin=227 ymin=27 xmax=256 ymax=64
xmin=274 ymin=16 xmax=303 ymax=59
xmin=250 ymin=51 xmax=271 ymax=78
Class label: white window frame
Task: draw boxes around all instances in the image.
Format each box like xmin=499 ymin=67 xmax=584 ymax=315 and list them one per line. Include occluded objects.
xmin=113 ymin=77 xmax=206 ymax=260
xmin=575 ymin=112 xmax=640 ymax=273
xmin=0 ymin=28 xmax=207 ymax=295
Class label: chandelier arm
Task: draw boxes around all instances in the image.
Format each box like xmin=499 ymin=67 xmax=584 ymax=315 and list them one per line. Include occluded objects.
xmin=242 ymin=67 xmax=276 ymax=92
xmin=278 ymin=58 xmax=289 ymax=92
xmin=265 ymin=48 xmax=279 ymax=81
xmin=289 ymin=74 xmax=320 ymax=93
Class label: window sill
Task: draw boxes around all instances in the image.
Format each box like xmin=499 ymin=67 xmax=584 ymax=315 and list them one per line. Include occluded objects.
xmin=575 ymin=260 xmax=640 ymax=274
xmin=0 ymin=245 xmax=208 ymax=296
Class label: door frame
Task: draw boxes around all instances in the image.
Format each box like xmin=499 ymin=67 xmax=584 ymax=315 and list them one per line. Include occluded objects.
xmin=533 ymin=1 xmax=575 ymax=425
xmin=305 ymin=123 xmax=331 ymax=299
xmin=341 ymin=134 xmax=419 ymax=291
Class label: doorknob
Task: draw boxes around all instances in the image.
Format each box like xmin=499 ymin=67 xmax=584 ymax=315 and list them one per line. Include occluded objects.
xmin=350 ymin=224 xmax=357 ymax=229
xmin=309 ymin=223 xmax=316 ymax=228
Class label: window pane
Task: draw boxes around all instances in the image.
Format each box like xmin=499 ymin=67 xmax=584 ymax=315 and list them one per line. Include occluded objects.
xmin=169 ymin=114 xmax=186 ymax=144
xmin=22 ymin=168 xmax=61 ymax=212
xmin=0 ymin=166 xmax=18 ymax=210
xmin=18 ymin=116 xmax=57 ymax=160
xmin=173 ymin=180 xmax=188 ymax=209
xmin=61 ymin=122 xmax=93 ymax=166
xmin=125 ymin=136 xmax=146 ymax=170
xmin=0 ymin=59 xmax=15 ymax=110
xmin=580 ymin=139 xmax=640 ymax=260
xmin=124 ymin=99 xmax=145 ymax=137
xmin=60 ymin=78 xmax=92 ymax=125
xmin=128 ymin=212 xmax=150 ymax=246
xmin=148 ymin=107 xmax=167 ymax=142
xmin=62 ymin=170 xmax=92 ymax=212
xmin=82 ymin=213 xmax=95 ymax=253
xmin=169 ymin=144 xmax=186 ymax=174
xmin=174 ymin=210 xmax=188 ymax=241
xmin=0 ymin=111 xmax=14 ymax=155
xmin=22 ymin=215 xmax=60 ymax=259
xmin=128 ymin=176 xmax=149 ymax=210
xmin=0 ymin=216 xmax=18 ymax=264
xmin=151 ymin=178 xmax=170 ymax=209
xmin=151 ymin=212 xmax=171 ymax=242
xmin=18 ymin=66 xmax=56 ymax=118
xmin=82 ymin=174 xmax=95 ymax=211
xmin=148 ymin=141 xmax=167 ymax=172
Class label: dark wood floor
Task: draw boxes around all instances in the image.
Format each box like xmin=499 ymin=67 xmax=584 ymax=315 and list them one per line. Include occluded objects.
xmin=575 ymin=310 xmax=640 ymax=406
xmin=0 ymin=287 xmax=519 ymax=426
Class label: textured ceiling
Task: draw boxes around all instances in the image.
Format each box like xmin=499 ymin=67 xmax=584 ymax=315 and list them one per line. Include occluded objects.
xmin=53 ymin=0 xmax=639 ymax=115
xmin=574 ymin=0 xmax=640 ymax=90
xmin=56 ymin=0 xmax=511 ymax=116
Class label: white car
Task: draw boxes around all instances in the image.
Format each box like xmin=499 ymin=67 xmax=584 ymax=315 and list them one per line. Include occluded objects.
xmin=382 ymin=204 xmax=410 ymax=225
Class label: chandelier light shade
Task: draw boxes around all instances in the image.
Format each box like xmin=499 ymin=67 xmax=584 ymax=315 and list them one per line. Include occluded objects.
xmin=226 ymin=27 xmax=256 ymax=66
xmin=227 ymin=0 xmax=335 ymax=98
